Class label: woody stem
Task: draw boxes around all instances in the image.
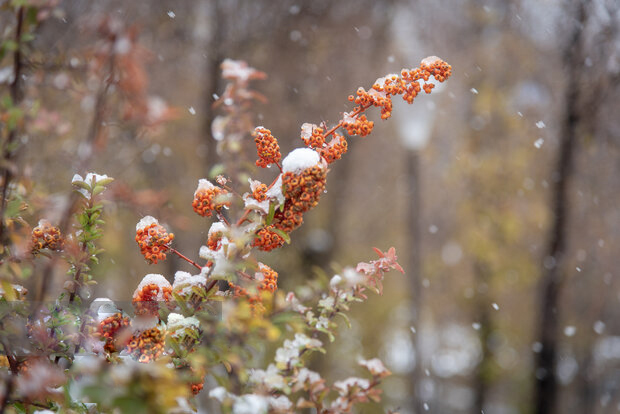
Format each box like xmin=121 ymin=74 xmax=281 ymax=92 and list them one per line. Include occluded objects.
xmin=170 ymin=248 xmax=202 ymax=271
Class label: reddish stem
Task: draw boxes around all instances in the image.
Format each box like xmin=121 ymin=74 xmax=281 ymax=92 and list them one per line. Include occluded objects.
xmin=170 ymin=248 xmax=202 ymax=271
xmin=236 ymin=209 xmax=251 ymax=226
xmin=205 ymin=278 xmax=218 ymax=295
xmin=237 ymin=270 xmax=254 ymax=280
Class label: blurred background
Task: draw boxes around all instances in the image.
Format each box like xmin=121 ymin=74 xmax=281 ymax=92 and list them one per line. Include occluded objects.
xmin=4 ymin=0 xmax=619 ymax=412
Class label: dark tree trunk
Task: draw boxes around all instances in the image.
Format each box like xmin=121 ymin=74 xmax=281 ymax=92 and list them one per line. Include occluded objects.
xmin=533 ymin=2 xmax=587 ymax=413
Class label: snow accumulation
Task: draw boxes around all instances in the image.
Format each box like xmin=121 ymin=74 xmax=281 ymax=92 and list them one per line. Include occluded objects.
xmin=167 ymin=313 xmax=199 ymax=335
xmin=72 ymin=172 xmax=110 ymax=199
xmin=282 ymin=148 xmax=320 ymax=174
xmin=195 ymin=178 xmax=215 ymax=195
xmin=132 ymin=273 xmax=171 ymax=300
xmin=172 ymin=270 xmax=206 ymax=295
xmin=136 ymin=215 xmax=158 ymax=231
xmin=421 ymin=55 xmax=442 ymax=66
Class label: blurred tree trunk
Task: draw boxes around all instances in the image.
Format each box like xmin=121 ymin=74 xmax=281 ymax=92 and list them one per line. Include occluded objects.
xmin=533 ymin=2 xmax=587 ymax=413
xmin=201 ymin=0 xmax=223 ymax=176
xmin=405 ymin=150 xmax=425 ymax=413
xmin=473 ymin=262 xmax=492 ymax=414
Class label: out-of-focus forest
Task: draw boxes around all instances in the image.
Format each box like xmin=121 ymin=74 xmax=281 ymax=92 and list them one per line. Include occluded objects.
xmin=1 ymin=0 xmax=619 ymax=413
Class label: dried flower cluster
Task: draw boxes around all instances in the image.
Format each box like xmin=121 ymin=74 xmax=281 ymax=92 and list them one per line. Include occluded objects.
xmin=97 ymin=312 xmax=130 ymax=353
xmin=253 ymin=127 xmax=282 ymax=168
xmin=30 ymin=219 xmax=63 ymax=252
xmin=191 ymin=179 xmax=231 ymax=218
xmin=135 ymin=216 xmax=174 ymax=264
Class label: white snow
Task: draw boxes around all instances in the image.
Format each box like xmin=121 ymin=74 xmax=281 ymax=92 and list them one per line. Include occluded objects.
xmin=282 ymin=148 xmax=320 ymax=174
xmin=208 ymin=221 xmax=227 ymax=237
xmin=221 ymin=59 xmax=256 ymax=82
xmin=329 ymin=275 xmax=342 ymax=287
xmin=136 ymin=215 xmax=158 ymax=231
xmin=132 ymin=273 xmax=171 ymax=300
xmin=334 ymin=377 xmax=370 ymax=394
xmin=342 ymin=111 xmax=358 ymax=124
xmin=268 ymin=396 xmax=292 ymax=411
xmin=243 ymin=180 xmax=271 ymax=214
xmin=297 ymin=368 xmax=321 ymax=385
xmin=564 ymin=326 xmax=577 ymax=337
xmin=470 ymin=88 xmax=479 ymax=95
xmin=536 ymin=120 xmax=546 ymax=129
xmin=195 ymin=178 xmax=215 ymax=195
xmin=265 ymin=175 xmax=284 ymax=206
xmin=209 ymin=386 xmax=231 ymax=402
xmin=593 ymin=321 xmax=605 ymax=335
xmin=421 ymin=56 xmax=442 ymax=66
xmin=358 ymin=358 xmax=389 ymax=376
xmin=249 ymin=364 xmax=285 ymax=390
xmin=188 ymin=106 xmax=196 ymax=115
xmin=300 ymin=123 xmax=317 ymax=140
xmin=534 ymin=138 xmax=544 ymax=148
xmin=172 ymin=270 xmax=206 ymax=295
xmin=233 ymin=394 xmax=269 ymax=414
xmin=167 ymin=10 xmax=175 ymax=18
xmin=167 ymin=313 xmax=199 ymax=335
xmin=72 ymin=172 xmax=110 ymax=199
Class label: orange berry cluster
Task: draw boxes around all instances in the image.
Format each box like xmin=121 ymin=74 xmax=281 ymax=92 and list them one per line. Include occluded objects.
xmin=132 ymin=283 xmax=172 ymax=316
xmin=126 ymin=326 xmax=166 ymax=363
xmin=192 ymin=186 xmax=231 ymax=217
xmin=191 ymin=382 xmax=204 ymax=395
xmin=228 ymin=282 xmax=266 ymax=315
xmin=347 ymin=57 xmax=452 ymax=121
xmin=318 ymin=133 xmax=348 ymax=164
xmin=136 ymin=222 xmax=174 ymax=264
xmin=97 ymin=313 xmax=130 ymax=353
xmin=253 ymin=127 xmax=281 ymax=168
xmin=31 ymin=221 xmax=63 ymax=252
xmin=272 ymin=165 xmax=327 ymax=233
xmin=342 ymin=114 xmax=374 ymax=137
xmin=301 ymin=126 xmax=326 ymax=149
xmin=251 ymin=182 xmax=268 ymax=202
xmin=252 ymin=225 xmax=285 ymax=252
xmin=257 ymin=264 xmax=278 ymax=293
xmin=300 ymin=125 xmax=348 ymax=165
xmin=207 ymin=229 xmax=223 ymax=251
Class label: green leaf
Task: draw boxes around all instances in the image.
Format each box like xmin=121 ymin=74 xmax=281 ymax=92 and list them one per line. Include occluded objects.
xmin=97 ymin=177 xmax=114 ymax=186
xmin=336 ymin=311 xmax=352 ymax=328
xmin=92 ymin=185 xmax=106 ymax=195
xmin=2 ymin=40 xmax=17 ymax=52
xmin=272 ymin=228 xmax=291 ymax=244
xmin=73 ymin=180 xmax=90 ymax=191
xmin=208 ymin=163 xmax=225 ymax=178
xmin=265 ymin=202 xmax=277 ymax=226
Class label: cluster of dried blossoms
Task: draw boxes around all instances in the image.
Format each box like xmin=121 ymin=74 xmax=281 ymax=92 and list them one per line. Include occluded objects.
xmin=192 ymin=179 xmax=232 ymax=218
xmin=30 ymin=219 xmax=64 ymax=252
xmin=135 ymin=216 xmax=174 ymax=264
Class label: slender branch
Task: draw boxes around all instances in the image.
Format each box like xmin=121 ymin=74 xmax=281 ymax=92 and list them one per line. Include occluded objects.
xmin=170 ymin=248 xmax=202 ymax=271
